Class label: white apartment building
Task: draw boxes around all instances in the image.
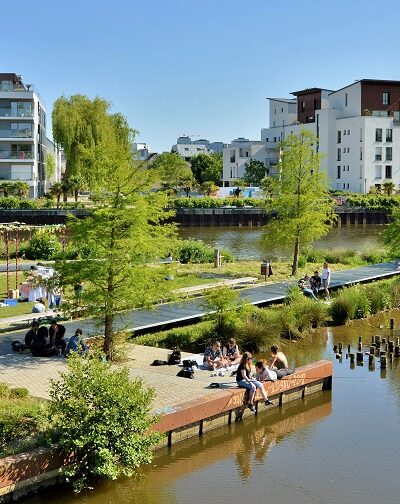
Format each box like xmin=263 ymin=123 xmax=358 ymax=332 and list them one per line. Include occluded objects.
xmin=172 ymin=136 xmax=224 ymax=162
xmin=223 ymin=79 xmax=400 ymax=193
xmin=0 ymin=73 xmax=47 ymax=197
xmin=132 ymin=142 xmax=151 ymax=161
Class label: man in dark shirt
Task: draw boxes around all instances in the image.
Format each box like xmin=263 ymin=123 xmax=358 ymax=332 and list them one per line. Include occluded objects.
xmin=49 ymin=320 xmax=67 ymax=354
xmin=24 ymin=321 xmax=39 ymax=349
xmin=310 ymin=271 xmax=322 ymax=298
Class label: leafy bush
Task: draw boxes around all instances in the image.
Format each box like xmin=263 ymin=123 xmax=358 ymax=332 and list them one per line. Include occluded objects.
xmin=172 ymin=197 xmax=262 ymax=209
xmin=329 ymin=286 xmax=370 ymax=324
xmin=24 ymin=231 xmax=62 ymax=260
xmin=49 ymin=354 xmax=161 ymax=491
xmin=10 ymin=387 xmax=29 ymax=398
xmin=0 ymin=197 xmax=20 ymax=209
xmin=177 ymin=239 xmax=214 ymax=263
xmin=18 ymin=200 xmax=39 ymax=209
xmin=0 ymin=383 xmax=9 ymax=397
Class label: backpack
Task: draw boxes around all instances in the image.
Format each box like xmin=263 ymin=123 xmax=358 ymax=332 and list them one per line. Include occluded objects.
xmin=151 ymin=359 xmax=168 ymax=366
xmin=177 ymin=367 xmax=194 ymax=379
xmin=182 ymin=359 xmax=199 ymax=368
xmin=11 ymin=341 xmax=26 ymax=353
xmin=168 ymin=349 xmax=181 ymax=365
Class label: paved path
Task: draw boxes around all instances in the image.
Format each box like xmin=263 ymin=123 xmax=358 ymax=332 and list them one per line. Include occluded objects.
xmin=0 ymin=262 xmax=399 ymax=358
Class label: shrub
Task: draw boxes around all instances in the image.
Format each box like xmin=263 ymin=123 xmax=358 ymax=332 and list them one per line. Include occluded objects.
xmin=49 ymin=354 xmax=161 ymax=491
xmin=0 ymin=197 xmax=20 ymax=209
xmin=236 ymin=306 xmax=282 ymax=352
xmin=10 ymin=387 xmax=29 ymax=398
xmin=177 ymin=239 xmax=215 ymax=263
xmin=0 ymin=383 xmax=9 ymax=397
xmin=18 ymin=199 xmax=39 ymax=209
xmin=329 ymin=286 xmax=371 ymax=324
xmin=24 ymin=230 xmax=62 ymax=260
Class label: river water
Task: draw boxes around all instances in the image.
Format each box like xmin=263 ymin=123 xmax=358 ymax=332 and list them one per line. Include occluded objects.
xmin=27 ymin=310 xmax=400 ymax=504
xmin=178 ymin=225 xmax=386 ymax=260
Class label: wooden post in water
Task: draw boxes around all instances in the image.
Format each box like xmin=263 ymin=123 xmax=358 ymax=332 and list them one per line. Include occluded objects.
xmin=358 ymin=341 xmax=362 ymax=352
xmin=347 ymin=344 xmax=351 ymax=354
xmin=390 ymin=319 xmax=395 ymax=330
xmin=369 ymin=353 xmax=375 ymax=367
xmin=395 ymin=337 xmax=400 ymax=358
xmin=338 ymin=341 xmax=343 ymax=354
xmin=389 ymin=353 xmax=394 ymax=365
xmin=333 ymin=345 xmax=338 ymax=353
xmin=370 ymin=345 xmax=376 ymax=355
xmin=371 ymin=335 xmax=376 ymax=345
xmin=375 ymin=347 xmax=381 ymax=357
xmin=356 ymin=351 xmax=363 ymax=362
xmin=381 ymin=351 xmax=387 ymax=369
xmin=385 ymin=343 xmax=389 ymax=353
xmin=350 ymin=353 xmax=355 ymax=363
xmin=375 ymin=335 xmax=381 ymax=346
xmin=388 ymin=341 xmax=394 ymax=353
xmin=382 ymin=337 xmax=387 ymax=345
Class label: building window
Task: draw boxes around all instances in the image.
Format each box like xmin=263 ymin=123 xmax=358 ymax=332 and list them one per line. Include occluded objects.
xmin=360 ymin=147 xmax=362 ymax=160
xmin=347 ymin=183 xmax=349 ymax=189
xmin=337 ymin=131 xmax=341 ymax=143
xmin=347 ymin=129 xmax=350 ymax=135
xmin=343 ymin=166 xmax=346 ymax=172
xmin=359 ymin=165 xmax=363 ymax=179
xmin=375 ymin=165 xmax=382 ymax=179
xmin=385 ymin=165 xmax=392 ymax=179
xmin=386 ymin=129 xmax=393 ymax=142
xmin=386 ymin=147 xmax=392 ymax=161
xmin=375 ymin=147 xmax=382 ymax=161
xmin=230 ymin=150 xmax=235 ymax=163
xmin=301 ymin=101 xmax=305 ymax=112
xmin=343 ymin=183 xmax=346 ymax=189
xmin=383 ymin=92 xmax=390 ymax=105
xmin=281 ymin=108 xmax=283 ymax=113
xmin=347 ymin=147 xmax=350 ymax=153
xmin=347 ymin=166 xmax=350 ymax=171
xmin=337 ymin=166 xmax=341 ymax=179
xmin=337 ymin=148 xmax=341 ymax=161
xmin=274 ymin=137 xmax=277 ymax=142
xmin=344 ymin=130 xmax=346 ymax=135
xmin=376 ymin=128 xmax=382 ymax=142
xmin=360 ymin=128 xmax=363 ymax=142
xmin=345 ymin=93 xmax=348 ymax=106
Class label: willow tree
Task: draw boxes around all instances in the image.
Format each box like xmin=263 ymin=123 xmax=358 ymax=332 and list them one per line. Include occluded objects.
xmin=384 ymin=206 xmax=400 ymax=258
xmin=263 ymin=130 xmax=335 ymax=276
xmin=59 ymin=112 xmax=177 ymax=359
xmin=52 ymin=95 xmax=119 ymax=199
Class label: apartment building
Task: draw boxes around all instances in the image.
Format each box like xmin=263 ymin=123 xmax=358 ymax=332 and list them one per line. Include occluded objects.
xmin=223 ymin=79 xmax=400 ymax=193
xmin=0 ymin=73 xmax=47 ymax=197
xmin=172 ymin=136 xmax=224 ymax=162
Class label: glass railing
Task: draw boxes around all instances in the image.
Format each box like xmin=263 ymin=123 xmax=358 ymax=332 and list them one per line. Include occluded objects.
xmin=0 ymin=151 xmax=33 ymax=160
xmin=0 ymin=107 xmax=34 ymax=117
xmin=0 ymin=129 xmax=33 ymax=138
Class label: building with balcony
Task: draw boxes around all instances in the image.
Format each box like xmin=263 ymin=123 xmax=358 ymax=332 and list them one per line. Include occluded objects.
xmin=223 ymin=79 xmax=400 ymax=193
xmin=172 ymin=136 xmax=224 ymax=162
xmin=0 ymin=73 xmax=47 ymax=197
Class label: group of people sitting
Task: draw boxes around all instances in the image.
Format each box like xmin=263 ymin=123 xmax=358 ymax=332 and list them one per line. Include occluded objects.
xmin=24 ymin=320 xmax=88 ymax=357
xmin=298 ymin=262 xmax=331 ymax=301
xmin=203 ymin=340 xmax=290 ymax=412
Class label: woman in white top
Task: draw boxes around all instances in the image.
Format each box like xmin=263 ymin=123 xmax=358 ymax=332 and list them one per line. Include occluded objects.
xmin=321 ymin=262 xmax=331 ymax=300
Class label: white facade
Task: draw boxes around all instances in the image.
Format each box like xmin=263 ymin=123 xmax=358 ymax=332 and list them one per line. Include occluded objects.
xmin=0 ymin=74 xmax=47 ymax=197
xmin=223 ymin=80 xmax=400 ymax=193
xmin=132 ymin=142 xmax=151 ymax=161
xmin=172 ymin=136 xmax=224 ymax=161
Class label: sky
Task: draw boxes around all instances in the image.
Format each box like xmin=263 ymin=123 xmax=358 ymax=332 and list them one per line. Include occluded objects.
xmin=2 ymin=0 xmax=400 ymax=152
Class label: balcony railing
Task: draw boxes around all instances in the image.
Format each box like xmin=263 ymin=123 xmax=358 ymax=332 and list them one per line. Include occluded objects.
xmin=0 ymin=107 xmax=34 ymax=118
xmin=0 ymin=151 xmax=34 ymax=160
xmin=0 ymin=84 xmax=34 ymax=92
xmin=0 ymin=129 xmax=33 ymax=138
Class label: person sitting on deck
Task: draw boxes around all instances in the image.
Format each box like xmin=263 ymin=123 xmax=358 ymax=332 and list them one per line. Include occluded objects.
xmin=24 ymin=320 xmax=39 ymax=349
xmin=255 ymin=360 xmax=277 ymax=382
xmin=269 ymin=345 xmax=288 ymax=371
xmin=223 ymin=337 xmax=241 ymax=366
xmin=65 ymin=328 xmax=89 ymax=357
xmin=236 ymin=352 xmax=273 ymax=412
xmin=30 ymin=325 xmax=57 ymax=357
xmin=49 ymin=320 xmax=67 ymax=355
xmin=298 ymin=274 xmax=318 ymax=301
xmin=203 ymin=340 xmax=226 ymax=370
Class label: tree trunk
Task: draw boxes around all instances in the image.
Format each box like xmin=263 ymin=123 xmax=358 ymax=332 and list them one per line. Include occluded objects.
xmin=291 ymin=236 xmax=300 ymax=276
xmin=75 ymin=189 xmax=78 ymax=202
xmin=56 ymin=195 xmax=60 ymax=209
xmin=103 ymin=313 xmax=114 ymax=360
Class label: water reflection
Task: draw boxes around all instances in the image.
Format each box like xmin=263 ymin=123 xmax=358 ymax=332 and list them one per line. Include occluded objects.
xmin=179 ymin=225 xmax=385 ymax=260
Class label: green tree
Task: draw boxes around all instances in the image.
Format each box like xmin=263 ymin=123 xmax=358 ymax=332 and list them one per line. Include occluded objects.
xmin=243 ymin=159 xmax=266 ymax=186
xmin=0 ymin=181 xmax=14 ymax=197
xmin=200 ymin=181 xmax=219 ymax=196
xmin=59 ymin=111 xmax=177 ymax=359
xmin=64 ymin=174 xmax=86 ymax=202
xmin=46 ymin=153 xmax=56 ymax=180
xmin=49 ymin=354 xmax=161 ymax=491
xmin=52 ymin=95 xmax=135 ymax=200
xmin=151 ymin=153 xmax=194 ymax=193
xmin=0 ymin=180 xmax=29 ymax=198
xmin=263 ymin=130 xmax=335 ymax=276
xmin=384 ymin=206 xmax=400 ymax=258
xmin=203 ymin=286 xmax=240 ymax=338
xmin=190 ymin=152 xmax=222 ymax=184
xmin=383 ymin=181 xmax=396 ymax=196
xmin=48 ymin=182 xmax=64 ymax=208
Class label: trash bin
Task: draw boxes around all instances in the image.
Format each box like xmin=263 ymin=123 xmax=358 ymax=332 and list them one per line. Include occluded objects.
xmin=261 ymin=260 xmax=270 ymax=279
